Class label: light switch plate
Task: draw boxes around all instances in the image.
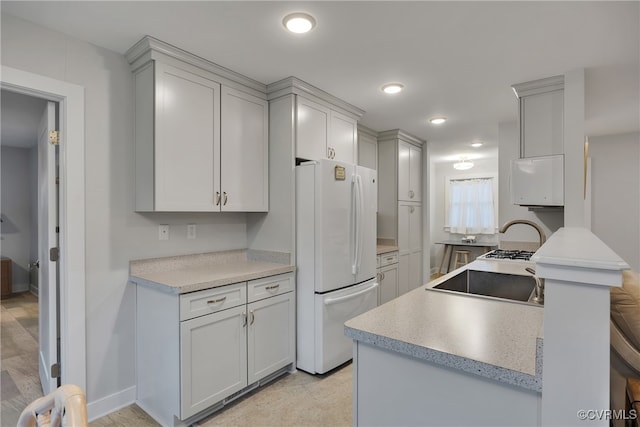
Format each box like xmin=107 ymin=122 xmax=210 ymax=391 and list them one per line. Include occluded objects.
xmin=187 ymin=224 xmax=196 ymax=239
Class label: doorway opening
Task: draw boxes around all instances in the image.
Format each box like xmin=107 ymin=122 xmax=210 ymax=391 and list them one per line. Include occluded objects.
xmin=1 ymin=66 xmax=86 ymax=408
xmin=1 ymin=89 xmax=61 ymax=407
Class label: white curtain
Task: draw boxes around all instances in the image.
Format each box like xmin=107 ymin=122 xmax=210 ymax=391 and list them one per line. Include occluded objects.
xmin=447 ymin=178 xmax=495 ymax=234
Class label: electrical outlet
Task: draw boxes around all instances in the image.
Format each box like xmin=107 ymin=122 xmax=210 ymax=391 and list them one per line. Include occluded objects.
xmin=187 ymin=224 xmax=196 ymax=239
xmin=159 ymin=224 xmax=169 ymax=240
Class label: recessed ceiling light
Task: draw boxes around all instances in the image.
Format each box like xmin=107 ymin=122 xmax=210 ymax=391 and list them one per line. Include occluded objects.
xmin=429 ymin=116 xmax=447 ymax=125
xmin=471 ymin=141 xmax=483 ymax=148
xmin=381 ymin=83 xmax=404 ymax=94
xmin=283 ymin=13 xmax=316 ymax=34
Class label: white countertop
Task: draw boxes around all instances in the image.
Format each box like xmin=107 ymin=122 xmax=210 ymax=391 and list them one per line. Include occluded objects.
xmin=129 ymin=249 xmax=295 ymax=294
xmin=345 ymin=259 xmax=544 ymax=391
xmin=532 ymin=227 xmax=630 ymax=271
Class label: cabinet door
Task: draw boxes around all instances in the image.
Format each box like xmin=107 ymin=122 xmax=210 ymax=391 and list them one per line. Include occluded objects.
xmin=180 ymin=305 xmax=247 ymax=419
xmin=398 ymin=203 xmax=422 ymax=294
xmin=398 ymin=254 xmax=409 ymax=296
xmin=398 ymin=203 xmax=422 ymax=253
xmin=521 ymin=90 xmax=564 ymax=157
xmin=221 ymin=86 xmax=269 ymax=212
xmin=409 ymin=251 xmax=423 ymax=290
xmin=398 ymin=142 xmax=411 ymax=201
xmin=398 ymin=142 xmax=422 ymax=202
xmin=330 ymin=110 xmax=357 ymax=164
xmin=247 ymin=292 xmax=295 ymax=385
xmin=378 ymin=264 xmax=399 ymax=305
xmin=155 ymin=62 xmax=221 ymax=211
xmin=409 ymin=145 xmax=422 ymax=202
xmin=296 ymin=97 xmax=329 ymax=161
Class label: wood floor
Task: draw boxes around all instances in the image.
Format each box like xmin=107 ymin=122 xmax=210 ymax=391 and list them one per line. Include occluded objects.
xmin=1 ymin=292 xmax=353 ymax=426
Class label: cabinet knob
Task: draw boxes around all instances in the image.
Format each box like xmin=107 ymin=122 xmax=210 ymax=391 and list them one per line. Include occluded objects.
xmin=410 ymin=206 xmax=415 ymax=214
xmin=409 ymin=190 xmax=414 ymax=199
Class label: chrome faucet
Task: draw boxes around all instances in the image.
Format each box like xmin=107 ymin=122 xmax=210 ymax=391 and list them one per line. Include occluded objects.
xmin=498 ymin=219 xmax=546 ymax=248
xmin=525 ymin=267 xmax=544 ymax=304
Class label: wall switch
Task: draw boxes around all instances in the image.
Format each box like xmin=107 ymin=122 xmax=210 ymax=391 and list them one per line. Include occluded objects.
xmin=159 ymin=224 xmax=169 ymax=240
xmin=187 ymin=224 xmax=196 ymax=239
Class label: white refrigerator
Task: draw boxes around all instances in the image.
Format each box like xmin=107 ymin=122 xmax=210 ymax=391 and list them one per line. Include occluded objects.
xmin=296 ymin=159 xmax=378 ymax=374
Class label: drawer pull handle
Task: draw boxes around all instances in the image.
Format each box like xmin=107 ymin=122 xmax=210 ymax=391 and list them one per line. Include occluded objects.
xmin=249 ymin=310 xmax=255 ymax=325
xmin=265 ymin=284 xmax=280 ymax=291
xmin=207 ymin=296 xmax=227 ymax=304
xmin=242 ymin=312 xmax=247 ymax=327
xmin=385 ymin=257 xmax=394 ymax=261
xmin=215 ymin=192 xmax=221 ymax=206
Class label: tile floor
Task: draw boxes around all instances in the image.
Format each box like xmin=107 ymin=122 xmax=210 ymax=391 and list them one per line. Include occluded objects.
xmin=1 ymin=292 xmax=353 ymax=426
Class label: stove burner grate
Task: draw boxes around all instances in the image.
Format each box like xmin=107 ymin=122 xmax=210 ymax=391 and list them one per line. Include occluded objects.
xmin=482 ymin=249 xmax=535 ymax=261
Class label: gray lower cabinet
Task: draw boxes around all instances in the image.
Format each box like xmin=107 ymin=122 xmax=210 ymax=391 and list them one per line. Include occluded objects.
xmin=136 ymin=273 xmax=295 ymax=426
xmin=377 ymin=252 xmax=399 ymax=305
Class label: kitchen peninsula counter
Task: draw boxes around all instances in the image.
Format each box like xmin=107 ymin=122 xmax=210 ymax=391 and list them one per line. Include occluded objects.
xmin=345 ymin=260 xmax=544 ymax=426
xmin=130 ymin=249 xmax=295 ymax=294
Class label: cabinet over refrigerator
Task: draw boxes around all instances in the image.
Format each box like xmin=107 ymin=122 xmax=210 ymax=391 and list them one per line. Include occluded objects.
xmin=296 ymin=159 xmax=378 ymax=374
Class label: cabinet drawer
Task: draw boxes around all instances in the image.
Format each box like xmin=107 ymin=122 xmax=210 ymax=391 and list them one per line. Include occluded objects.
xmin=248 ymin=273 xmax=294 ymax=303
xmin=379 ymin=252 xmax=398 ymax=267
xmin=180 ymin=282 xmax=246 ymax=321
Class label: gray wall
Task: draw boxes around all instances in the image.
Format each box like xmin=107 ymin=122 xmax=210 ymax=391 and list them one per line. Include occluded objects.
xmin=1 ymin=13 xmax=249 ymax=408
xmin=589 ymin=132 xmax=640 ymax=271
xmin=1 ymin=146 xmax=35 ymax=292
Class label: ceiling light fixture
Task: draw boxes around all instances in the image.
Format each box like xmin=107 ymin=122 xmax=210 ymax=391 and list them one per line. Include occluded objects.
xmin=381 ymin=83 xmax=404 ymax=94
xmin=429 ymin=116 xmax=447 ymax=125
xmin=453 ymin=158 xmax=474 ymax=170
xmin=283 ymin=13 xmax=316 ymax=34
xmin=471 ymin=141 xmax=483 ymax=148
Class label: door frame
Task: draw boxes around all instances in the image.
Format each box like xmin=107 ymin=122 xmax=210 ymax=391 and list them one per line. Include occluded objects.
xmin=1 ymin=66 xmax=86 ymax=392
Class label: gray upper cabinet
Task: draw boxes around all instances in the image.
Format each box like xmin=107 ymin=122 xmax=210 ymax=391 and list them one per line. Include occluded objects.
xmin=126 ymin=36 xmax=268 ymax=212
xmin=512 ymin=75 xmax=564 ymax=158
xmin=268 ymin=77 xmax=364 ymax=164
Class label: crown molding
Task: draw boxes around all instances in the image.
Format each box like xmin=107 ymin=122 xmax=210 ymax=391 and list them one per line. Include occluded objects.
xmin=125 ymin=36 xmax=267 ymax=95
xmin=267 ymin=76 xmax=365 ymax=119
xmin=511 ymin=75 xmax=564 ymax=98
xmin=377 ymin=129 xmax=426 ymax=146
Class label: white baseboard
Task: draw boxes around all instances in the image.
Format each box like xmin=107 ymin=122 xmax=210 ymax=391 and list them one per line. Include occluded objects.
xmin=87 ymin=385 xmax=136 ymax=422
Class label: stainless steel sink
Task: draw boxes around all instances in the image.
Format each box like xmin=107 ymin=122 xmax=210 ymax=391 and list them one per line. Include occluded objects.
xmin=430 ymin=270 xmax=540 ymax=305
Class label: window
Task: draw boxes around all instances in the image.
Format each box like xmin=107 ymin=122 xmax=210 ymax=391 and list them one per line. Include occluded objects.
xmin=445 ymin=177 xmax=496 ymax=234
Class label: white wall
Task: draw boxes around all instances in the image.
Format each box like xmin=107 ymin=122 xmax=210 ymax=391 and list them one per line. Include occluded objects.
xmin=498 ymin=121 xmax=564 ymax=246
xmin=429 ymin=156 xmax=499 ymax=273
xmin=589 ymin=132 xmax=640 ymax=271
xmin=0 ymin=146 xmax=34 ymax=292
xmin=1 ymin=13 xmax=248 ymax=410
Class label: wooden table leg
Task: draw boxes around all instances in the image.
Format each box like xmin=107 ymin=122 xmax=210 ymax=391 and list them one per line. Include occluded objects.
xmin=445 ymin=245 xmax=454 ymax=273
xmin=437 ymin=245 xmax=448 ymax=276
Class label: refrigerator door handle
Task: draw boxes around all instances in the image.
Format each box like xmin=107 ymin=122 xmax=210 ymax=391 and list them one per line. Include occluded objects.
xmin=352 ymin=174 xmax=359 ymax=274
xmin=356 ymin=174 xmax=364 ymax=273
xmin=323 ymin=282 xmax=379 ymax=306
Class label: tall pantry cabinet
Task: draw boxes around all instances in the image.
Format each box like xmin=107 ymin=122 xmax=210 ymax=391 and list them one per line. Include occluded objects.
xmin=377 ymin=130 xmax=425 ymax=293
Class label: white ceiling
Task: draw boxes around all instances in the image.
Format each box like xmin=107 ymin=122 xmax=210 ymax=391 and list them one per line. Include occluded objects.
xmin=2 ymin=1 xmax=638 ymax=161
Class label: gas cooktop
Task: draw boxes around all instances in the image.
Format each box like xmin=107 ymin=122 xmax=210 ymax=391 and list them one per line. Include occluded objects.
xmin=478 ymin=249 xmax=535 ymax=261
